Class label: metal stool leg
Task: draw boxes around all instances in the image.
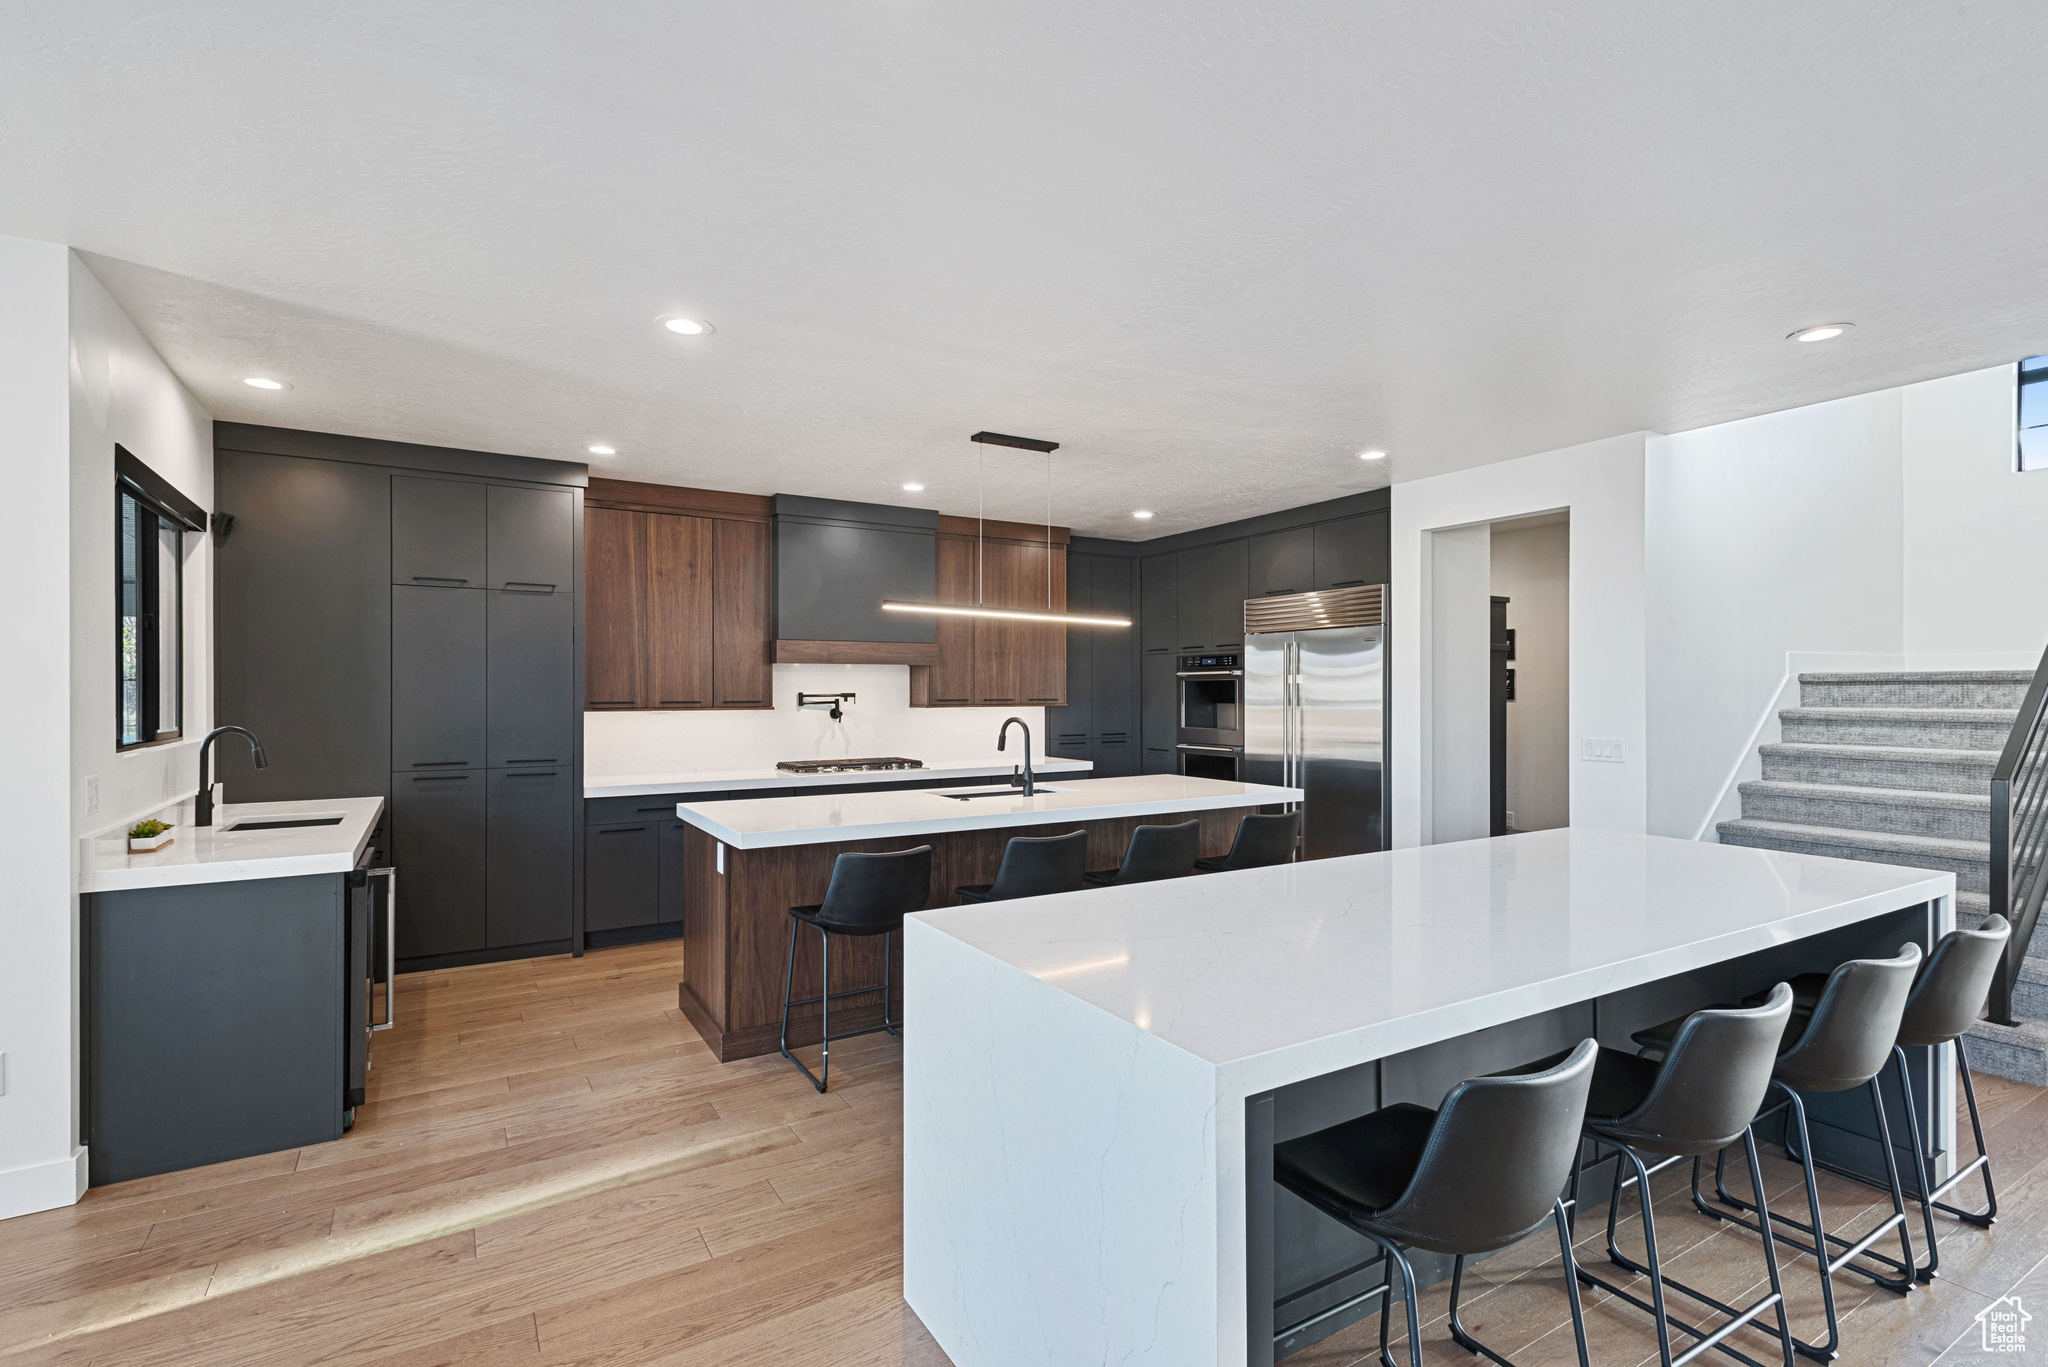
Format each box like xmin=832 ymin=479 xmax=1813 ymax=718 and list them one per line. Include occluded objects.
xmin=818 ymin=925 xmax=831 ymax=1091
xmin=883 ymin=927 xmax=902 ymax=1037
xmin=1936 ymin=1039 xmax=1998 ymax=1227
xmin=778 ymin=918 xmax=828 ymax=1093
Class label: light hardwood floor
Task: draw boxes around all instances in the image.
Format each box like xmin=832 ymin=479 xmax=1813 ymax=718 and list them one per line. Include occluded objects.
xmin=0 ymin=939 xmax=2043 ymax=1366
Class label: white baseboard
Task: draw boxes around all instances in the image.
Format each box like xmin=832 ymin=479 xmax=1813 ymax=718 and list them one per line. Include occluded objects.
xmin=0 ymin=1147 xmax=87 ymax=1221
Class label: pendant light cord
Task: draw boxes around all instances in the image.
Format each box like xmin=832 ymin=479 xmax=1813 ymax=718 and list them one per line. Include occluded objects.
xmin=1046 ymin=452 xmax=1053 ymax=609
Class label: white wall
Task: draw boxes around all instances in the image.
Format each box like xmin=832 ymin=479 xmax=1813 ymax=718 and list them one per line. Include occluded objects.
xmin=0 ymin=238 xmax=81 ymax=1219
xmin=1903 ymin=364 xmax=2048 ymax=667
xmin=1491 ymin=521 xmax=1570 ymax=832
xmin=1391 ymin=432 xmax=1647 ymax=846
xmin=69 ymin=253 xmax=217 ymax=839
xmin=1644 ymin=390 xmax=1906 ymax=839
xmin=585 ymin=664 xmax=1047 ymax=778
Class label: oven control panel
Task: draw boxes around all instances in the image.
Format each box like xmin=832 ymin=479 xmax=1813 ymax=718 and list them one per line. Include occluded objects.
xmin=1178 ymin=654 xmax=1240 ymax=671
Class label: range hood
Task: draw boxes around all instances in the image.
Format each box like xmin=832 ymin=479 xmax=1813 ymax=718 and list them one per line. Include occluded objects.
xmin=771 ymin=495 xmax=941 ymax=664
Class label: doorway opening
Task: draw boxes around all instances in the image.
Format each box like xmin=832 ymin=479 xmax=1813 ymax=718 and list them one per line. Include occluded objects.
xmin=1489 ymin=512 xmax=1570 ymax=833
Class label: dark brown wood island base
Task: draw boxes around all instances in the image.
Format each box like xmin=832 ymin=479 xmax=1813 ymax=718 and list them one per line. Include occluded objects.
xmin=677 ymin=797 xmax=1261 ymax=1062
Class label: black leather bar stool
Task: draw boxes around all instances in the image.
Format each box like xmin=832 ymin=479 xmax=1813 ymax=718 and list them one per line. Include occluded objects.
xmin=1275 ymin=1039 xmax=1599 ymax=1367
xmin=1678 ymin=944 xmax=1924 ymax=1361
xmin=1762 ymin=915 xmax=2009 ymax=1283
xmin=955 ymin=830 xmax=1088 ymax=904
xmin=1567 ymin=985 xmax=1798 ymax=1367
xmin=1084 ymin=819 xmax=1199 ymax=887
xmin=778 ymin=845 xmax=931 ymax=1093
xmin=1193 ymin=811 xmax=1299 ymax=872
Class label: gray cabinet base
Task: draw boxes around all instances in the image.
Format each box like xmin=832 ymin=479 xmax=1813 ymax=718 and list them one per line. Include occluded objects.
xmin=85 ymin=874 xmax=347 ymax=1186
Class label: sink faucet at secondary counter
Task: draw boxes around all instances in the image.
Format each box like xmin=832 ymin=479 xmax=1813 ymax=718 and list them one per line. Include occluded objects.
xmin=195 ymin=725 xmax=269 ymax=827
xmin=997 ymin=716 xmax=1036 ymax=796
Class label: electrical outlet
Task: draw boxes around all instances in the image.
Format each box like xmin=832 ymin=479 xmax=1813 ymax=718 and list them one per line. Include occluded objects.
xmin=85 ymin=776 xmax=101 ymax=817
xmin=1581 ymin=738 xmax=1626 ymax=764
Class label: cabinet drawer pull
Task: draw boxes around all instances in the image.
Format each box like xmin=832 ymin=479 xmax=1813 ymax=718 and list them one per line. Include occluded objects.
xmin=659 ymin=700 xmax=703 ymax=706
xmin=413 ymin=760 xmax=467 ymax=767
xmin=598 ymin=824 xmax=648 ymax=834
xmin=506 ymin=757 xmax=559 ymax=764
xmin=502 ymin=581 xmax=556 ymax=593
xmin=1329 ymin=579 xmax=1368 ymax=587
xmin=411 ymin=576 xmax=468 ymax=585
xmin=505 ymin=771 xmax=557 ymax=779
xmin=413 ymin=774 xmax=471 ymax=783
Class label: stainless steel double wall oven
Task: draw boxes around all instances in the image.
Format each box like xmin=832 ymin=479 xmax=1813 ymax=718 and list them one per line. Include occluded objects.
xmin=1176 ymin=652 xmax=1244 ymax=779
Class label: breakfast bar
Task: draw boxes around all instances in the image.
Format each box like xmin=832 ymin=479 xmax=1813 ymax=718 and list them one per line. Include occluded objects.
xmin=900 ymin=827 xmax=1958 ymax=1367
xmin=672 ymin=774 xmax=1301 ymax=1061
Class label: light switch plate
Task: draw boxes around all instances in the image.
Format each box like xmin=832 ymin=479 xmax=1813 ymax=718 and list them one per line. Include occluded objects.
xmin=1581 ymin=738 xmax=1627 ymax=764
xmin=85 ymin=776 xmax=101 ymax=817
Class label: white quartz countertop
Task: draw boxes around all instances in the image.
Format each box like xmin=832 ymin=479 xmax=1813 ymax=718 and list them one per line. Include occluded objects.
xmin=909 ymin=826 xmax=1955 ymax=1093
xmin=585 ymin=756 xmax=1093 ymax=799
xmin=81 ymin=795 xmax=385 ymax=894
xmin=676 ymin=774 xmax=1300 ymax=849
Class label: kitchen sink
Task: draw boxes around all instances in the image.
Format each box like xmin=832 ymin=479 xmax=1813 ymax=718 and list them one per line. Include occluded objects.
xmin=928 ymin=786 xmax=1070 ymax=800
xmin=224 ymin=814 xmax=347 ymax=831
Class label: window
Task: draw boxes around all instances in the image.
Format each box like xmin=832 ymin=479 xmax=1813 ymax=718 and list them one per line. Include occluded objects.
xmin=116 ymin=446 xmax=204 ymax=749
xmin=2020 ymin=356 xmax=2048 ymax=471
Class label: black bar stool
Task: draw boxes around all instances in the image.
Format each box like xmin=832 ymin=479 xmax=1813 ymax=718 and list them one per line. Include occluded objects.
xmin=1568 ymin=985 xmax=1798 ymax=1367
xmin=1682 ymin=944 xmax=1924 ymax=1361
xmin=1194 ymin=811 xmax=1299 ymax=872
xmin=778 ymin=845 xmax=931 ymax=1093
xmin=1762 ymin=915 xmax=2009 ymax=1283
xmin=1275 ymin=1038 xmax=1599 ymax=1367
xmin=955 ymin=830 xmax=1088 ymax=904
xmin=1085 ymin=819 xmax=1199 ymax=886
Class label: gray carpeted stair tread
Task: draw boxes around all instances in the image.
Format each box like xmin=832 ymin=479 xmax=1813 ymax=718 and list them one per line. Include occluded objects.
xmin=1737 ymin=779 xmax=1989 ymax=811
xmin=1780 ymin=707 xmax=2019 ymax=724
xmin=1964 ymin=1018 xmax=2048 ymax=1088
xmin=1799 ymin=671 xmax=2034 ymax=683
xmin=1758 ymin=742 xmax=2000 ymax=794
xmin=1715 ymin=817 xmax=1988 ymax=863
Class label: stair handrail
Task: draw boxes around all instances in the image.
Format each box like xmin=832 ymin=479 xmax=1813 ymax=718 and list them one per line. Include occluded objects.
xmin=1989 ymin=639 xmax=2048 ymax=1025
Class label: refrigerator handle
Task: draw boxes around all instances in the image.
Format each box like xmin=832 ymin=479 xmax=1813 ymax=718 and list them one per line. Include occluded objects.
xmin=369 ymin=866 xmax=397 ymax=1031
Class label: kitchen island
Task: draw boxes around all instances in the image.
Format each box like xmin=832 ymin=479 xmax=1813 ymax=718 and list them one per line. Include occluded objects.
xmin=672 ymin=774 xmax=1299 ymax=1061
xmin=901 ymin=827 xmax=1957 ymax=1367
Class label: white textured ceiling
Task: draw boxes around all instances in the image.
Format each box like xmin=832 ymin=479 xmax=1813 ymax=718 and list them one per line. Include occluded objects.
xmin=4 ymin=3 xmax=2046 ymax=537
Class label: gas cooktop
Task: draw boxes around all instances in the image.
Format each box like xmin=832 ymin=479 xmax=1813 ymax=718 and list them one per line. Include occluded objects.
xmin=775 ymin=757 xmax=926 ymax=774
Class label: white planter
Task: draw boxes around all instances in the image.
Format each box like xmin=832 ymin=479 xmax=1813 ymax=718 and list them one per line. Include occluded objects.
xmin=129 ymin=830 xmax=174 ymax=853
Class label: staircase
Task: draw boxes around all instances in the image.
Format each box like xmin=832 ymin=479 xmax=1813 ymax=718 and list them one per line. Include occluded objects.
xmin=1716 ymin=670 xmax=2048 ymax=1085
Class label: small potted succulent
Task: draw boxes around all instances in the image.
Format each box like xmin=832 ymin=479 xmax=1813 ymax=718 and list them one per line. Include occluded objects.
xmin=128 ymin=818 xmax=174 ymax=853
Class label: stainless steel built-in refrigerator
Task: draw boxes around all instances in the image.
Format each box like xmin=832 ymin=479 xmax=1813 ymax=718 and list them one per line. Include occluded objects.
xmin=1242 ymin=585 xmax=1387 ymax=859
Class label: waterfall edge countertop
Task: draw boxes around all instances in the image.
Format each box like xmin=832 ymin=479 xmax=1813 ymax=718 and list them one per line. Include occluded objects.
xmin=584 ymin=756 xmax=1093 ymax=799
xmin=80 ymin=795 xmax=385 ymax=894
xmin=675 ymin=774 xmax=1302 ymax=849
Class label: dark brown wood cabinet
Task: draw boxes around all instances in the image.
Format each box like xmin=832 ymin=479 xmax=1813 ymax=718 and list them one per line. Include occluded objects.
xmin=582 ymin=480 xmax=772 ymax=711
xmin=910 ymin=518 xmax=1067 ymax=707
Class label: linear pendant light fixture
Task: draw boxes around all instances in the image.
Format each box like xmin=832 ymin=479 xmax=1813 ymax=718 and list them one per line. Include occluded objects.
xmin=880 ymin=432 xmax=1133 ymax=629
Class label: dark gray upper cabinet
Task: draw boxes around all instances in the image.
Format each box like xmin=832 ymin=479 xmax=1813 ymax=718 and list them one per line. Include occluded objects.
xmin=392 ymin=476 xmax=486 ymax=587
xmin=1140 ymin=555 xmax=1177 ymax=653
xmin=1249 ymin=526 xmax=1314 ymax=599
xmin=770 ymin=496 xmax=937 ymax=644
xmin=487 ymin=768 xmax=574 ymax=948
xmin=1092 ymin=558 xmax=1136 ymax=736
xmin=391 ymin=770 xmax=486 ymax=957
xmin=1313 ymin=511 xmax=1390 ymax=590
xmin=392 ymin=584 xmax=486 ymax=770
xmin=1178 ymin=540 xmax=1248 ymax=649
xmin=1053 ymin=555 xmax=1097 ymax=738
xmin=487 ymin=485 xmax=576 ymax=592
xmin=214 ymin=451 xmax=391 ymax=804
xmin=487 ymin=589 xmax=575 ymax=767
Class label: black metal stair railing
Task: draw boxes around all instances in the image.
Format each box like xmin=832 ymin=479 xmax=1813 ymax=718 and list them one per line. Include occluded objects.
xmin=1989 ymin=640 xmax=2048 ymax=1025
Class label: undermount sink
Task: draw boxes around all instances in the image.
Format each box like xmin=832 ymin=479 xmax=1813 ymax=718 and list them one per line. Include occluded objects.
xmin=929 ymin=786 xmax=1070 ymax=800
xmin=224 ymin=814 xmax=347 ymax=831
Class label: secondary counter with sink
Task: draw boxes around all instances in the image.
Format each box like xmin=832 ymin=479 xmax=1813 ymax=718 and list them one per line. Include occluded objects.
xmin=80 ymin=795 xmax=389 ymax=1184
xmin=670 ymin=774 xmax=1299 ymax=1061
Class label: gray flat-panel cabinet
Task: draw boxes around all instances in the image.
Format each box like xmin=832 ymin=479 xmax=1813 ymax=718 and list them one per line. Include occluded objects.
xmin=586 ymin=822 xmax=660 ymax=932
xmin=1142 ymin=650 xmax=1177 ymax=753
xmin=1140 ymin=555 xmax=1177 ymax=654
xmin=487 ymin=769 xmax=574 ymax=947
xmin=487 ymin=485 xmax=576 ymax=592
xmin=1053 ymin=554 xmax=1098 ymax=740
xmin=391 ymin=771 xmax=487 ymax=957
xmin=1094 ymin=735 xmax=1137 ymax=777
xmin=1092 ymin=559 xmax=1137 ymax=737
xmin=1179 ymin=540 xmax=1248 ymax=650
xmin=659 ymin=821 xmax=689 ymax=924
xmin=392 ymin=476 xmax=487 ymax=587
xmin=392 ymin=585 xmax=486 ymax=771
xmin=487 ymin=589 xmax=575 ymax=767
xmin=1249 ymin=527 xmax=1314 ymax=598
xmin=1313 ymin=511 xmax=1389 ymax=590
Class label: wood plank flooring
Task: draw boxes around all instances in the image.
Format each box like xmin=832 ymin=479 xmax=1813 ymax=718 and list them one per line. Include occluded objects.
xmin=0 ymin=938 xmax=2042 ymax=1366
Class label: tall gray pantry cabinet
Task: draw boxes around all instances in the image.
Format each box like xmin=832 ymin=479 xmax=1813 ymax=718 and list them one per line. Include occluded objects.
xmin=214 ymin=425 xmax=587 ymax=969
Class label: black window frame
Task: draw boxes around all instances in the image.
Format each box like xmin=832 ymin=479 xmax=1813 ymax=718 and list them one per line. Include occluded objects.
xmin=2019 ymin=356 xmax=2048 ymax=473
xmin=116 ymin=446 xmax=206 ymax=752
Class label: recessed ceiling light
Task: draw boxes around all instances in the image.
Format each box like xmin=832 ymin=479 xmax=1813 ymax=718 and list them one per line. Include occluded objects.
xmin=242 ymin=376 xmax=289 ymax=390
xmin=587 ymin=444 xmax=616 ymax=456
xmin=1132 ymin=510 xmax=1154 ymax=520
xmin=902 ymin=482 xmax=925 ymax=492
xmin=1359 ymin=449 xmax=1386 ymax=460
xmin=661 ymin=317 xmax=713 ymax=336
xmin=1790 ymin=323 xmax=1851 ymax=343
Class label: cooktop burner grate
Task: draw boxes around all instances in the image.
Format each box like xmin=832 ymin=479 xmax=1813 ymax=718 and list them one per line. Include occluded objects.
xmin=775 ymin=757 xmax=927 ymax=774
